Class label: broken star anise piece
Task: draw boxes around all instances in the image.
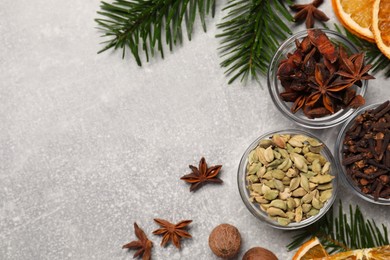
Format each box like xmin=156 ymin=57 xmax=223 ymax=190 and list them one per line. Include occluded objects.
xmin=152 ymin=219 xmax=192 ymax=249
xmin=290 ymin=0 xmax=329 ymax=29
xmin=291 ymin=94 xmax=308 ymax=113
xmin=180 ymin=157 xmax=223 ymax=192
xmin=308 ymin=29 xmax=338 ymax=63
xmin=122 ymin=223 xmax=153 ymax=260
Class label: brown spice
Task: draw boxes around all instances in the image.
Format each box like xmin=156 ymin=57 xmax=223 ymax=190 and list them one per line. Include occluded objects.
xmin=180 ymin=157 xmax=223 ymax=192
xmin=336 ymin=48 xmax=375 ymax=87
xmin=152 ymin=219 xmax=192 ymax=249
xmin=308 ymin=28 xmax=337 ymax=63
xmin=306 ymin=64 xmax=351 ymax=113
xmin=342 ymin=100 xmax=390 ymax=200
xmin=277 ymin=29 xmax=374 ymax=118
xmin=208 ymin=224 xmax=241 ymax=259
xmin=122 ymin=223 xmax=153 ymax=260
xmin=242 ymin=247 xmax=278 ymax=260
xmin=290 ymin=0 xmax=329 ymax=29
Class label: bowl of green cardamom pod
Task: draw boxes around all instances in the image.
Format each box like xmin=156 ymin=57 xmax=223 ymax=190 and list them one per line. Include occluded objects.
xmin=237 ymin=129 xmax=338 ymax=229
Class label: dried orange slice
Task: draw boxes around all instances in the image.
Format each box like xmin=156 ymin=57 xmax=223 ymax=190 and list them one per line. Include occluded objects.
xmin=372 ymin=0 xmax=390 ymax=59
xmin=325 ymin=245 xmax=390 ymax=259
xmin=292 ymin=237 xmax=329 ymax=260
xmin=332 ymin=0 xmax=375 ymax=42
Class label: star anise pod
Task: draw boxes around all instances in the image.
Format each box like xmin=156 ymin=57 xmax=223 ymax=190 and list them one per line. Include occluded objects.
xmin=304 ymin=106 xmax=332 ymax=119
xmin=152 ymin=219 xmax=192 ymax=249
xmin=336 ymin=51 xmax=375 ymax=87
xmin=306 ymin=64 xmax=352 ymax=113
xmin=122 ymin=223 xmax=153 ymax=260
xmin=180 ymin=157 xmax=223 ymax=192
xmin=277 ymin=29 xmax=373 ymax=118
xmin=291 ymin=95 xmax=308 ymax=113
xmin=308 ymin=29 xmax=338 ymax=64
xmin=290 ymin=0 xmax=329 ymax=28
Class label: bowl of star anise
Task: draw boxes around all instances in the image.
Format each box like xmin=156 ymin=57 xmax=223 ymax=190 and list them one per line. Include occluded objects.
xmin=267 ymin=29 xmax=375 ymax=129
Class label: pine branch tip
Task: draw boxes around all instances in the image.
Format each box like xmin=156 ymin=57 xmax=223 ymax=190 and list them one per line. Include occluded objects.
xmin=95 ymin=0 xmax=216 ymax=64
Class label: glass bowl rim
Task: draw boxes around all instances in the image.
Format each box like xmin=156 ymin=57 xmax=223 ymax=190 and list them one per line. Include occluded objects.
xmin=267 ymin=29 xmax=368 ymax=129
xmin=237 ymin=128 xmax=339 ymax=230
xmin=335 ymin=101 xmax=390 ymax=205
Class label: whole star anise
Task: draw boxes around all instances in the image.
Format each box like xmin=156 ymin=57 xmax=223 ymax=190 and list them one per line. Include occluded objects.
xmin=337 ymin=51 xmax=375 ymax=87
xmin=306 ymin=64 xmax=351 ymax=113
xmin=122 ymin=223 xmax=153 ymax=260
xmin=180 ymin=157 xmax=223 ymax=192
xmin=152 ymin=219 xmax=192 ymax=249
xmin=290 ymin=0 xmax=329 ymax=28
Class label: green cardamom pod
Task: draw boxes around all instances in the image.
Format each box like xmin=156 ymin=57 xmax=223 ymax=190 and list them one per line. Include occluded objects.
xmin=267 ymin=207 xmax=287 ymax=217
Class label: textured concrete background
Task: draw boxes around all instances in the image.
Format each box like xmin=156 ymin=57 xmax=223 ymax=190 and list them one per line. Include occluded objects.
xmin=1 ymin=0 xmax=389 ymax=259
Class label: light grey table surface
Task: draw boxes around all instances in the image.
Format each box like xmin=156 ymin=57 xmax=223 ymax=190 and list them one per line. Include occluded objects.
xmin=1 ymin=0 xmax=389 ymax=259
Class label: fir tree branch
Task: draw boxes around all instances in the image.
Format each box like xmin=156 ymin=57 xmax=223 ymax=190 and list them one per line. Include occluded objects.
xmin=335 ymin=24 xmax=390 ymax=78
xmin=216 ymin=0 xmax=293 ymax=84
xmin=95 ymin=0 xmax=216 ymax=65
xmin=287 ymin=202 xmax=389 ymax=253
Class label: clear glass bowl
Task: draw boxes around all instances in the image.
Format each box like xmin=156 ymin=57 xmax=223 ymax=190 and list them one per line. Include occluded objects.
xmin=237 ymin=129 xmax=339 ymax=230
xmin=267 ymin=29 xmax=368 ymax=129
xmin=335 ymin=102 xmax=390 ymax=205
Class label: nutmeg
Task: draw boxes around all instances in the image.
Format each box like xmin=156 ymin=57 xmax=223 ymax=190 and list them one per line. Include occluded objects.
xmin=242 ymin=247 xmax=278 ymax=260
xmin=208 ymin=223 xmax=241 ymax=259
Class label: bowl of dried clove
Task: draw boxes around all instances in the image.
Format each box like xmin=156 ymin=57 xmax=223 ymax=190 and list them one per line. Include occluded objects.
xmin=335 ymin=100 xmax=390 ymax=205
xmin=238 ymin=129 xmax=338 ymax=229
xmin=267 ymin=29 xmax=373 ymax=129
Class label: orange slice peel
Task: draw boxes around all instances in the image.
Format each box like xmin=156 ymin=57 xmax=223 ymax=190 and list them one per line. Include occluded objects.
xmin=372 ymin=0 xmax=390 ymax=59
xmin=293 ymin=238 xmax=390 ymax=260
xmin=292 ymin=237 xmax=329 ymax=260
xmin=331 ymin=0 xmax=375 ymax=42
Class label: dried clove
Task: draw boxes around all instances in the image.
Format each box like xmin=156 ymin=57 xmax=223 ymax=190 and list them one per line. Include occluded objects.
xmin=342 ymin=100 xmax=390 ymax=200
